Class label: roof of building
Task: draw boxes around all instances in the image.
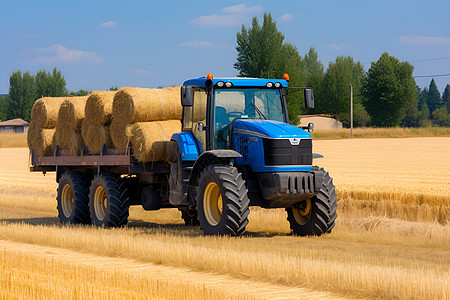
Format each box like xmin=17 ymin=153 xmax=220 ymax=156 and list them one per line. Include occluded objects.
xmin=0 ymin=118 xmax=30 ymax=127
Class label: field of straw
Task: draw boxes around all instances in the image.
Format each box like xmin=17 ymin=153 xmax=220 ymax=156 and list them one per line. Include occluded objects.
xmin=0 ymin=137 xmax=448 ymax=299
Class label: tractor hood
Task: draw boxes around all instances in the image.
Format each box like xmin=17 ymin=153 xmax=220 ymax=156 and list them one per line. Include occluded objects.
xmin=232 ymin=119 xmax=311 ymax=139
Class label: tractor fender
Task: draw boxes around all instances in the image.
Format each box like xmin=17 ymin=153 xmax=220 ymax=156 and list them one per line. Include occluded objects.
xmin=187 ymin=150 xmax=242 ymax=206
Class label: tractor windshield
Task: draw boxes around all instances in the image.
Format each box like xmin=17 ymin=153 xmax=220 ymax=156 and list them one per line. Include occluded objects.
xmin=214 ymin=88 xmax=284 ymax=148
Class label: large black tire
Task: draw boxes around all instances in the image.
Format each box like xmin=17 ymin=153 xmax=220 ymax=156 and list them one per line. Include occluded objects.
xmin=286 ymin=167 xmax=338 ymax=236
xmin=196 ymin=165 xmax=250 ymax=236
xmin=56 ymin=171 xmax=91 ymax=225
xmin=180 ymin=209 xmax=200 ymax=226
xmin=89 ymin=173 xmax=129 ymax=227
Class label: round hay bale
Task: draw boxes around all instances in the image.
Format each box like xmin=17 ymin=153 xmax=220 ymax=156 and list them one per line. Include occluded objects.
xmin=110 ymin=119 xmax=132 ymax=148
xmin=27 ymin=123 xmax=55 ymax=155
xmin=31 ymin=97 xmax=68 ymax=128
xmin=113 ymin=87 xmax=181 ymax=123
xmin=53 ymin=126 xmax=83 ymax=156
xmin=82 ymin=119 xmax=111 ymax=153
xmin=85 ymin=91 xmax=116 ymax=125
xmin=57 ymin=96 xmax=89 ymax=130
xmin=130 ymin=120 xmax=181 ymax=162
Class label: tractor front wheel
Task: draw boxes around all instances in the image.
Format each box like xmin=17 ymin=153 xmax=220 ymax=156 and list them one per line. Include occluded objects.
xmin=196 ymin=165 xmax=250 ymax=236
xmin=286 ymin=167 xmax=338 ymax=236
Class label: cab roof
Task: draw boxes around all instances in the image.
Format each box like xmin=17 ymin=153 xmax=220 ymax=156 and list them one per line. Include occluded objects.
xmin=183 ymin=77 xmax=289 ymax=88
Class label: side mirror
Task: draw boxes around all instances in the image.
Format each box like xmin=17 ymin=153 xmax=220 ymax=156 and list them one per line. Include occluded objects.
xmin=304 ymin=88 xmax=314 ymax=109
xmin=181 ymin=85 xmax=193 ymax=106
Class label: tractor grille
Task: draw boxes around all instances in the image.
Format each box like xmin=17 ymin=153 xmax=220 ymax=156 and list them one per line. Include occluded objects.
xmin=263 ymin=138 xmax=312 ymax=166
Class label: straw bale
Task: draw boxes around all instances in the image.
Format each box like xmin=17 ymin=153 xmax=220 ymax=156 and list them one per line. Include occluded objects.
xmin=56 ymin=96 xmax=89 ymax=130
xmin=113 ymin=87 xmax=181 ymax=123
xmin=27 ymin=123 xmax=55 ymax=155
xmin=110 ymin=119 xmax=132 ymax=148
xmin=53 ymin=124 xmax=84 ymax=156
xmin=82 ymin=119 xmax=112 ymax=153
xmin=130 ymin=120 xmax=181 ymax=162
xmin=85 ymin=91 xmax=116 ymax=125
xmin=31 ymin=97 xmax=68 ymax=128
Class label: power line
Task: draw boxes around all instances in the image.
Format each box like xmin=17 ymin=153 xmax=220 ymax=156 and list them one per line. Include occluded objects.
xmin=414 ymin=73 xmax=450 ymax=78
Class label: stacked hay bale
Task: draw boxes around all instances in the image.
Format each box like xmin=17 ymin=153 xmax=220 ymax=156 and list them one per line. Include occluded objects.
xmin=28 ymin=86 xmax=182 ymax=163
xmin=81 ymin=91 xmax=116 ymax=153
xmin=111 ymin=87 xmax=182 ymax=162
xmin=53 ymin=96 xmax=89 ymax=155
xmin=28 ymin=97 xmax=68 ymax=155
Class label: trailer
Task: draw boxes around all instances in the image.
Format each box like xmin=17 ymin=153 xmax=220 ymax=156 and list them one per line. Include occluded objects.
xmin=30 ymin=73 xmax=338 ymax=236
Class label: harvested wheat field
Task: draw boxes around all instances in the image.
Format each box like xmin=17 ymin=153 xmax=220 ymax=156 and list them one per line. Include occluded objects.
xmin=0 ymin=137 xmax=449 ymax=299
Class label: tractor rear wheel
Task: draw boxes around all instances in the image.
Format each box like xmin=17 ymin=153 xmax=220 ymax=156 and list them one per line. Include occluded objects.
xmin=89 ymin=173 xmax=129 ymax=227
xmin=196 ymin=165 xmax=250 ymax=236
xmin=56 ymin=171 xmax=91 ymax=225
xmin=286 ymin=167 xmax=337 ymax=236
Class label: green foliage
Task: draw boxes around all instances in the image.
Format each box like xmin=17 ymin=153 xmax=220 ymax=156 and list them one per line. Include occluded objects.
xmin=109 ymin=86 xmax=119 ymax=91
xmin=304 ymin=47 xmax=324 ymax=114
xmin=442 ymin=84 xmax=450 ymax=111
xmin=418 ymin=87 xmax=428 ymax=112
xmin=320 ymin=56 xmax=365 ymax=127
xmin=69 ymin=89 xmax=91 ymax=96
xmin=234 ymin=12 xmax=307 ymax=124
xmin=362 ymin=53 xmax=416 ymax=127
xmin=0 ymin=95 xmax=7 ymax=121
xmin=35 ymin=68 xmax=68 ymax=98
xmin=6 ymin=71 xmax=36 ymax=122
xmin=426 ymin=79 xmax=441 ymax=115
xmin=432 ymin=106 xmax=450 ymax=127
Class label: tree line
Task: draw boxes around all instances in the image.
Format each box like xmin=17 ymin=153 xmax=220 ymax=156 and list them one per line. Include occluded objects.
xmin=0 ymin=68 xmax=118 ymax=122
xmin=235 ymin=13 xmax=450 ymax=127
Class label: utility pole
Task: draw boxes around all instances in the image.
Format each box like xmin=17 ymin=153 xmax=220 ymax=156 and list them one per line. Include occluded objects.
xmin=350 ymin=84 xmax=353 ymax=137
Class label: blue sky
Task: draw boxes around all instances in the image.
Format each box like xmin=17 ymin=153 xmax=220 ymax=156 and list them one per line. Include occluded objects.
xmin=1 ymin=0 xmax=449 ymax=94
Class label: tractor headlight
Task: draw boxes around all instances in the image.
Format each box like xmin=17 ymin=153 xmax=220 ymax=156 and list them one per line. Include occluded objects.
xmin=225 ymin=81 xmax=233 ymax=87
xmin=274 ymin=82 xmax=281 ymax=88
xmin=216 ymin=81 xmax=224 ymax=87
xmin=266 ymin=82 xmax=274 ymax=88
xmin=308 ymin=122 xmax=314 ymax=132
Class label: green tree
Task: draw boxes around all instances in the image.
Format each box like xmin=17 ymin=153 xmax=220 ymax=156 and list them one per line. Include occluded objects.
xmin=426 ymin=79 xmax=441 ymax=115
xmin=304 ymin=47 xmax=324 ymax=113
xmin=362 ymin=53 xmax=416 ymax=127
xmin=401 ymin=86 xmax=421 ymax=127
xmin=6 ymin=71 xmax=36 ymax=122
xmin=321 ymin=56 xmax=365 ymax=127
xmin=432 ymin=106 xmax=450 ymax=127
xmin=234 ymin=12 xmax=307 ymax=123
xmin=35 ymin=67 xmax=68 ymax=98
xmin=418 ymin=87 xmax=428 ymax=112
xmin=0 ymin=95 xmax=7 ymax=121
xmin=109 ymin=86 xmax=119 ymax=91
xmin=69 ymin=89 xmax=90 ymax=96
xmin=442 ymin=84 xmax=450 ymax=111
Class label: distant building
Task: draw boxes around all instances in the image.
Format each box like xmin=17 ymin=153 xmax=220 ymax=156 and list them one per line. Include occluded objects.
xmin=299 ymin=115 xmax=343 ymax=130
xmin=0 ymin=118 xmax=30 ymax=133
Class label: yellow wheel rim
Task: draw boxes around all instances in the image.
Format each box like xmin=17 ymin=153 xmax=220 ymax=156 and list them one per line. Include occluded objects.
xmin=292 ymin=198 xmax=312 ymax=225
xmin=94 ymin=186 xmax=107 ymax=221
xmin=203 ymin=182 xmax=223 ymax=226
xmin=61 ymin=184 xmax=73 ymax=218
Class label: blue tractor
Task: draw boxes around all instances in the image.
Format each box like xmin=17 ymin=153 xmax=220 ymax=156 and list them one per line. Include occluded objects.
xmin=169 ymin=73 xmax=337 ymax=236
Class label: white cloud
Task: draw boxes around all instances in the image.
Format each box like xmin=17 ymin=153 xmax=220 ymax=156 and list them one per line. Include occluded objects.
xmin=279 ymin=13 xmax=294 ymax=22
xmin=221 ymin=4 xmax=262 ymax=14
xmin=399 ymin=35 xmax=450 ymax=45
xmin=191 ymin=13 xmax=247 ymax=27
xmin=326 ymin=43 xmax=351 ymax=50
xmin=99 ymin=21 xmax=117 ymax=28
xmin=134 ymin=68 xmax=149 ymax=75
xmin=179 ymin=39 xmax=213 ymax=47
xmin=25 ymin=44 xmax=103 ymax=64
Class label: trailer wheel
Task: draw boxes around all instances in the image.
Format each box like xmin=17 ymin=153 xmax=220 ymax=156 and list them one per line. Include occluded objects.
xmin=286 ymin=168 xmax=338 ymax=236
xmin=56 ymin=171 xmax=91 ymax=225
xmin=196 ymin=165 xmax=250 ymax=236
xmin=180 ymin=209 xmax=200 ymax=226
xmin=89 ymin=173 xmax=129 ymax=227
